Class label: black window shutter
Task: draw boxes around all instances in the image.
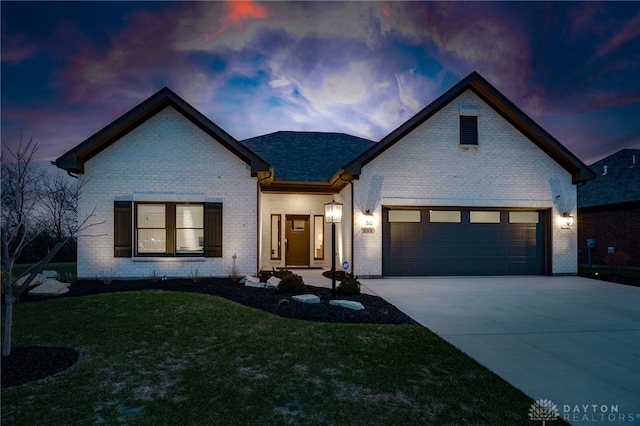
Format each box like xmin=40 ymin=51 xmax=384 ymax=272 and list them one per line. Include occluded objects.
xmin=165 ymin=203 xmax=175 ymax=255
xmin=114 ymin=201 xmax=132 ymax=257
xmin=460 ymin=116 xmax=478 ymax=145
xmin=204 ymin=202 xmax=222 ymax=257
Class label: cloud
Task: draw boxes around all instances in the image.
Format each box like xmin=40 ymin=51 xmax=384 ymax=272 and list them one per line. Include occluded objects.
xmin=194 ymin=0 xmax=269 ymax=47
xmin=0 ymin=34 xmax=37 ymax=63
xmin=178 ymin=1 xmax=388 ymax=52
xmin=3 ymin=0 xmax=638 ymax=165
xmin=595 ymin=11 xmax=640 ymax=57
xmin=402 ymin=2 xmax=531 ymax=91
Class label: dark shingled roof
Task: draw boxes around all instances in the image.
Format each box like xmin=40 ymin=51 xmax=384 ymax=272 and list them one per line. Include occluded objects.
xmin=241 ymin=131 xmax=374 ymax=182
xmin=578 ymin=149 xmax=640 ymax=208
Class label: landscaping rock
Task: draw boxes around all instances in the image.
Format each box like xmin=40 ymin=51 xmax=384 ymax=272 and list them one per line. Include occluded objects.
xmin=244 ymin=282 xmax=266 ymax=288
xmin=28 ymin=279 xmax=70 ymax=296
xmin=265 ymin=276 xmax=281 ymax=289
xmin=292 ymin=294 xmax=321 ymax=304
xmin=329 ymin=300 xmax=365 ymax=310
xmin=245 ymin=275 xmax=261 ymax=283
xmin=16 ymin=273 xmax=44 ymax=288
xmin=42 ymin=270 xmax=58 ymax=279
xmin=267 ymin=276 xmax=281 ymax=286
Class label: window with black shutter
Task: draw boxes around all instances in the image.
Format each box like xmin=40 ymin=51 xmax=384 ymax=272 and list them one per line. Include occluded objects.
xmin=113 ymin=201 xmax=221 ymax=257
xmin=204 ymin=202 xmax=223 ymax=257
xmin=460 ymin=115 xmax=478 ymax=145
xmin=114 ymin=201 xmax=133 ymax=257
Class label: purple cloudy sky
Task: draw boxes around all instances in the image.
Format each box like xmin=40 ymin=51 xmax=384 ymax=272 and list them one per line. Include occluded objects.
xmin=2 ymin=1 xmax=639 ymax=166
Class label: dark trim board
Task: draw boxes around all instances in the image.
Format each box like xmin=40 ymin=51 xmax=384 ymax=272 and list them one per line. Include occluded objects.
xmin=382 ymin=207 xmax=550 ymax=276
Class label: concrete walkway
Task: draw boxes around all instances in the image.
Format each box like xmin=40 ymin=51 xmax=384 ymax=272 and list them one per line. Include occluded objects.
xmin=360 ymin=276 xmax=640 ymax=425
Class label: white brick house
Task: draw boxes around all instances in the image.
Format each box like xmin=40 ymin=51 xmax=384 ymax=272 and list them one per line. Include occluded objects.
xmin=55 ymin=72 xmax=594 ymax=279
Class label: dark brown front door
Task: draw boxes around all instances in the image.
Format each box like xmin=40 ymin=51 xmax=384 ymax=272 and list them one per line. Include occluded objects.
xmin=285 ymin=215 xmax=310 ymax=266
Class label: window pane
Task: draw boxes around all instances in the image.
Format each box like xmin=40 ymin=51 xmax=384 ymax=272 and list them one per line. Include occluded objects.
xmin=138 ymin=229 xmax=166 ymax=253
xmin=470 ymin=211 xmax=501 ymax=223
xmin=271 ymin=215 xmax=281 ymax=260
xmin=292 ymin=220 xmax=305 ymax=231
xmin=388 ymin=210 xmax=421 ymax=222
xmin=176 ymin=229 xmax=204 ymax=253
xmin=314 ymin=215 xmax=324 ymax=260
xmin=138 ymin=204 xmax=165 ymax=228
xmin=509 ymin=211 xmax=539 ymax=224
xmin=430 ymin=210 xmax=461 ymax=223
xmin=176 ymin=205 xmax=203 ymax=228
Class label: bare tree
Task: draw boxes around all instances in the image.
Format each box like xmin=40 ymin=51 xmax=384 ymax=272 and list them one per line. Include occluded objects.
xmin=41 ymin=170 xmax=80 ymax=242
xmin=1 ymin=135 xmax=98 ymax=357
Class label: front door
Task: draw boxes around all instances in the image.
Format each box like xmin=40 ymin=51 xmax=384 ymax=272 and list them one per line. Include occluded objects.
xmin=285 ymin=215 xmax=310 ymax=266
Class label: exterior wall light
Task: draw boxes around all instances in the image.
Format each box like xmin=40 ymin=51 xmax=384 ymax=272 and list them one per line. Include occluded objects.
xmin=324 ymin=200 xmax=343 ymax=299
xmin=363 ymin=209 xmax=374 ymax=227
xmin=561 ymin=212 xmax=574 ymax=229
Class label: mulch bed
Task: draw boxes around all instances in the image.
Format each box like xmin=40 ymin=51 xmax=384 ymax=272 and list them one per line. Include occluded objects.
xmin=16 ymin=277 xmax=418 ymax=325
xmin=2 ymin=277 xmax=416 ymax=388
xmin=1 ymin=346 xmax=78 ymax=388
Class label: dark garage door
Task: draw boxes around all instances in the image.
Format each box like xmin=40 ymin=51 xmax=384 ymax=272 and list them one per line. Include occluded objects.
xmin=383 ymin=208 xmax=548 ymax=276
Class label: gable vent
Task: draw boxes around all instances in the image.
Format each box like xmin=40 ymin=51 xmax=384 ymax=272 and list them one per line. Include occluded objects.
xmin=460 ymin=115 xmax=478 ymax=145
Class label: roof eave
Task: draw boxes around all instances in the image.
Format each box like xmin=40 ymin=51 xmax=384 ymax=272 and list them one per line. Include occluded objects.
xmin=259 ymin=174 xmax=352 ymax=194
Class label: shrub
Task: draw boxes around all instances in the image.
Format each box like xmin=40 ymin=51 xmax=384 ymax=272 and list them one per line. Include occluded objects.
xmin=273 ymin=269 xmax=293 ymax=280
xmin=277 ymin=273 xmax=305 ymax=293
xmin=189 ymin=267 xmax=203 ymax=283
xmin=59 ymin=272 xmax=78 ymax=285
xmin=337 ymin=277 xmax=361 ymax=295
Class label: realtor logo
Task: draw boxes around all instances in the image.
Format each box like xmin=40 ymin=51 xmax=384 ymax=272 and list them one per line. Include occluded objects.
xmin=529 ymin=399 xmax=559 ymax=425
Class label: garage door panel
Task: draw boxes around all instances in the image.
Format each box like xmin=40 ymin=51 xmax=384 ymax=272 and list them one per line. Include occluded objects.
xmin=430 ymin=225 xmax=465 ymax=240
xmin=383 ymin=207 xmax=546 ymax=276
xmin=390 ymin=224 xmax=422 ymax=241
xmin=388 ymin=242 xmax=422 ymax=257
xmin=469 ymin=261 xmax=502 ymax=275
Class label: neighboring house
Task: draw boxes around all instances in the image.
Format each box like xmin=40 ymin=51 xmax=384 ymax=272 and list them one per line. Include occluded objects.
xmin=54 ymin=72 xmax=594 ymax=279
xmin=577 ymin=149 xmax=640 ymax=268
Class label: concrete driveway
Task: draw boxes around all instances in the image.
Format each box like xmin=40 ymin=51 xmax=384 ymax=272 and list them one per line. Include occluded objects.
xmin=360 ymin=276 xmax=640 ymax=424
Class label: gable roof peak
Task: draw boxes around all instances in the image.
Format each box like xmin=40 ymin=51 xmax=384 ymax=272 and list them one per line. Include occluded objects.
xmin=343 ymin=71 xmax=594 ymax=184
xmin=54 ymin=86 xmax=270 ymax=175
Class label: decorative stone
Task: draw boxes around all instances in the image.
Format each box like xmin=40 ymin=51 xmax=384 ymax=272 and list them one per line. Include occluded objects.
xmin=267 ymin=276 xmax=281 ymax=286
xmin=292 ymin=294 xmax=321 ymax=304
xmin=245 ymin=275 xmax=261 ymax=283
xmin=244 ymin=282 xmax=266 ymax=288
xmin=42 ymin=270 xmax=58 ymax=278
xmin=16 ymin=273 xmax=44 ymax=287
xmin=265 ymin=276 xmax=281 ymax=289
xmin=28 ymin=279 xmax=70 ymax=296
xmin=329 ymin=300 xmax=365 ymax=310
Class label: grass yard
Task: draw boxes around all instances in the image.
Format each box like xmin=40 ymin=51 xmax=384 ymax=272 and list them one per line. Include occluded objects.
xmin=1 ymin=291 xmax=550 ymax=425
xmin=11 ymin=262 xmax=76 ymax=279
xmin=579 ymin=266 xmax=640 ymax=280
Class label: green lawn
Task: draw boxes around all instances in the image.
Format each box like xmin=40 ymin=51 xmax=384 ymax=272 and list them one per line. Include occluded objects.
xmin=11 ymin=262 xmax=76 ymax=279
xmin=579 ymin=266 xmax=640 ymax=280
xmin=1 ymin=291 xmax=554 ymax=425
